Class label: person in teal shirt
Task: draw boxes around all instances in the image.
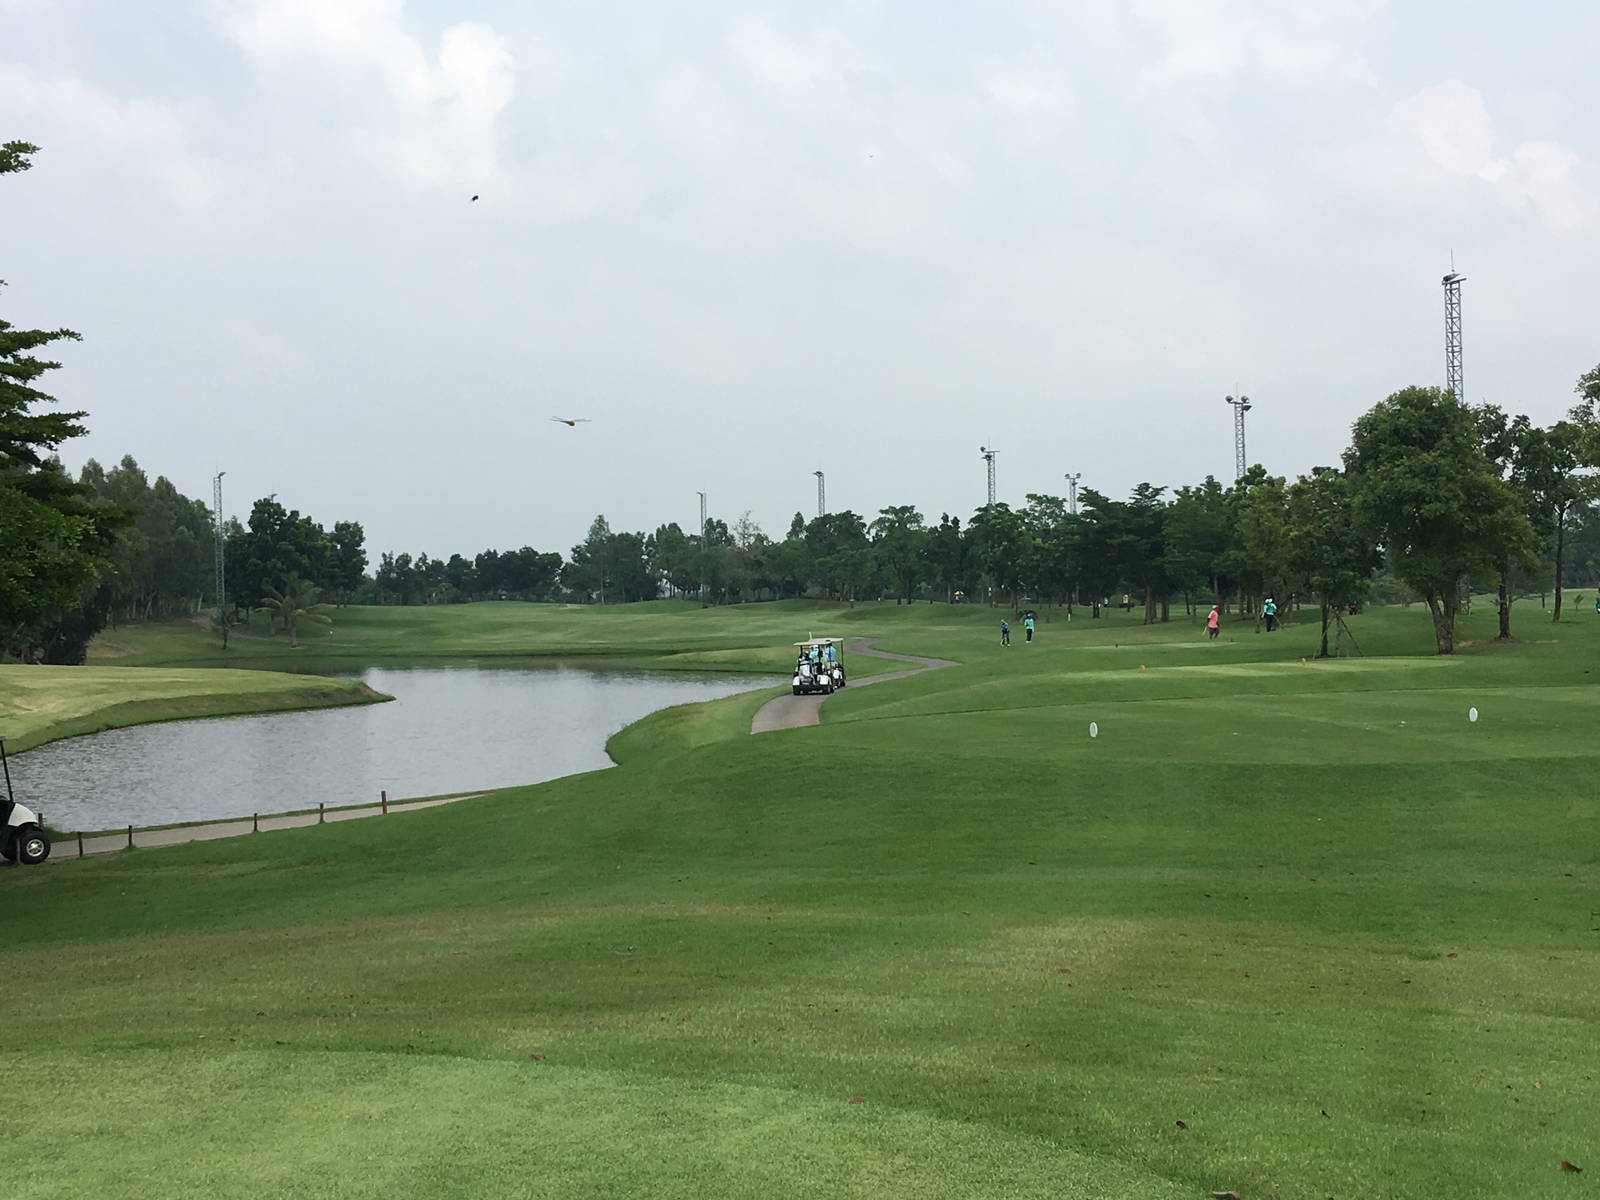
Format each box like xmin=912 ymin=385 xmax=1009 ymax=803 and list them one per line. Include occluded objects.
xmin=1263 ymin=597 xmax=1278 ymax=632
xmin=1024 ymin=615 xmax=1035 ymax=642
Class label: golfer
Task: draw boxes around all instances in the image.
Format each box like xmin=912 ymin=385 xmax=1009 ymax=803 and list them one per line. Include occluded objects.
xmin=1024 ymin=615 xmax=1035 ymax=642
xmin=1000 ymin=619 xmax=1011 ymax=646
xmin=1206 ymin=605 xmax=1220 ymax=639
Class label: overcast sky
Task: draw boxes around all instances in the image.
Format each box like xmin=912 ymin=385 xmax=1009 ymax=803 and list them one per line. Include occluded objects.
xmin=5 ymin=0 xmax=1598 ymax=559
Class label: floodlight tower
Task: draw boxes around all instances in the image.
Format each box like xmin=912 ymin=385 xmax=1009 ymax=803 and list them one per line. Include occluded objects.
xmin=1224 ymin=394 xmax=1252 ymax=482
xmin=212 ymin=470 xmax=226 ymax=612
xmin=813 ymin=470 xmax=825 ymax=519
xmin=696 ymin=491 xmax=707 ymax=545
xmin=1064 ymin=472 xmax=1082 ymax=516
xmin=979 ymin=446 xmax=998 ymax=510
xmin=1443 ymin=269 xmax=1465 ymax=402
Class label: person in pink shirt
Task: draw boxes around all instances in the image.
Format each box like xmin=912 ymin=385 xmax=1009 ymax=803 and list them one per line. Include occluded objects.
xmin=1206 ymin=605 xmax=1221 ymax=639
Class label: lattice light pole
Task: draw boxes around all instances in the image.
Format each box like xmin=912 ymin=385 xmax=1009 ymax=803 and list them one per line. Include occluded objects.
xmin=813 ymin=470 xmax=825 ymax=519
xmin=1443 ymin=270 xmax=1465 ymax=402
xmin=979 ymin=446 xmax=998 ymax=510
xmin=696 ymin=491 xmax=707 ymax=544
xmin=1063 ymin=472 xmax=1082 ymax=516
xmin=212 ymin=470 xmax=226 ymax=612
xmin=1224 ymin=395 xmax=1252 ymax=482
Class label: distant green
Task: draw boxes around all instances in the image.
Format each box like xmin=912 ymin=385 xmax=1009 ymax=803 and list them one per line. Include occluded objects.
xmin=4 ymin=599 xmax=1598 ymax=1199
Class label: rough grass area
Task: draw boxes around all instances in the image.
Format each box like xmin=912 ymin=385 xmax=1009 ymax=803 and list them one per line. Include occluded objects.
xmin=5 ymin=600 xmax=1599 ymax=1198
xmin=0 ymin=665 xmax=388 ymax=753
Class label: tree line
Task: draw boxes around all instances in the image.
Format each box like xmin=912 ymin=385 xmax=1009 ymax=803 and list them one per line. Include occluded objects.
xmin=7 ymin=139 xmax=1600 ymax=661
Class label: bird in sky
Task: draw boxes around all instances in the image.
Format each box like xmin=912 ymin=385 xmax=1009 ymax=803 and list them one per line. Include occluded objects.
xmin=471 ymin=194 xmax=479 ymax=201
xmin=550 ymin=417 xmax=591 ymax=427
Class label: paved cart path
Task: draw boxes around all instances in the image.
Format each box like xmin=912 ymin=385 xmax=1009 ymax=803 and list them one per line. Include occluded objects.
xmin=750 ymin=638 xmax=959 ymax=734
xmin=23 ymin=794 xmax=482 ymax=865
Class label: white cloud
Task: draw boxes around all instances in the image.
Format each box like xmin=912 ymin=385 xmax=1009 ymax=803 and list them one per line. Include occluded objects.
xmin=222 ymin=0 xmax=517 ymax=188
xmin=978 ymin=54 xmax=1073 ymax=126
xmin=726 ymin=17 xmax=876 ymax=104
xmin=1130 ymin=0 xmax=1374 ymax=86
xmin=1342 ymin=80 xmax=1597 ymax=233
xmin=0 ymin=64 xmax=225 ymax=206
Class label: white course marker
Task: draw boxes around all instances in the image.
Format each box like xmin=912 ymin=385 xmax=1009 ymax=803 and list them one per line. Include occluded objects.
xmin=1469 ymin=707 xmax=1479 ymax=723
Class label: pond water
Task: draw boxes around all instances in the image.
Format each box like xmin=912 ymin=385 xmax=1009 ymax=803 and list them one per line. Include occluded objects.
xmin=11 ymin=666 xmax=774 ymax=832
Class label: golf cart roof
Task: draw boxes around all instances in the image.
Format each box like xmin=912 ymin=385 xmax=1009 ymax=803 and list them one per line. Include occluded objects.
xmin=793 ymin=637 xmax=844 ymax=648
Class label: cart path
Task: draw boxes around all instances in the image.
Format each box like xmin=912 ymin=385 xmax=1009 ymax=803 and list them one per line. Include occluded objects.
xmin=750 ymin=638 xmax=960 ymax=734
xmin=30 ymin=794 xmax=483 ymax=865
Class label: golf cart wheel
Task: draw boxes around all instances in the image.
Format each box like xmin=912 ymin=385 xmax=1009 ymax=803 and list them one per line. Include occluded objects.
xmin=792 ymin=687 xmax=801 ymax=696
xmin=0 ymin=836 xmax=15 ymax=863
xmin=16 ymin=825 xmax=49 ymax=865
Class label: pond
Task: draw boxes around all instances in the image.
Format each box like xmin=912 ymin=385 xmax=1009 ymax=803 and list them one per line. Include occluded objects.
xmin=10 ymin=665 xmax=774 ymax=832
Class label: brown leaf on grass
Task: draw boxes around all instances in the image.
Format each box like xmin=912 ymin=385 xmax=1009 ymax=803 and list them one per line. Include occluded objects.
xmin=1447 ymin=952 xmax=1458 ymax=958
xmin=531 ymin=1053 xmax=545 ymax=1061
xmin=1560 ymin=1160 xmax=1582 ymax=1173
xmin=1211 ymin=1192 xmax=1242 ymax=1199
xmin=849 ymin=1096 xmax=864 ymax=1104
xmin=1175 ymin=1120 xmax=1188 ymax=1129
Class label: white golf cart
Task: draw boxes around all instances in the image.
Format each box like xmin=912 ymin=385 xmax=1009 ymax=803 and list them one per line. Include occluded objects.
xmin=0 ymin=736 xmax=50 ymax=866
xmin=792 ymin=637 xmax=847 ymax=696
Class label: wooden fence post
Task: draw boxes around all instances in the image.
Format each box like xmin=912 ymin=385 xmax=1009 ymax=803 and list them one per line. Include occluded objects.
xmin=381 ymin=790 xmax=388 ymax=814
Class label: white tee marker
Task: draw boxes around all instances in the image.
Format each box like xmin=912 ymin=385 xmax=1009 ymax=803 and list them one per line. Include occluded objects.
xmin=1089 ymin=721 xmax=1099 ymax=739
xmin=1468 ymin=707 xmax=1479 ymax=723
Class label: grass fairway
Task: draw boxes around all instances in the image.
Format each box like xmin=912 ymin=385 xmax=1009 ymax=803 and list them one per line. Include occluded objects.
xmin=85 ymin=598 xmax=952 ymax=676
xmin=5 ymin=601 xmax=1599 ymax=1198
xmin=0 ymin=665 xmax=387 ymax=754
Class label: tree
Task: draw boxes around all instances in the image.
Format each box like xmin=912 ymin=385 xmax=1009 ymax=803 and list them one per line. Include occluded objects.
xmin=256 ymin=575 xmax=333 ymax=647
xmin=924 ymin=514 xmax=968 ymax=603
xmin=1164 ymin=477 xmax=1234 ymax=611
xmin=1 ymin=141 xmax=127 ymax=658
xmin=870 ymin=505 xmax=926 ymax=603
xmin=1230 ymin=472 xmax=1292 ymax=626
xmin=1345 ymin=386 xmax=1536 ymax=654
xmin=326 ymin=521 xmax=367 ymax=604
xmin=1285 ymin=468 xmax=1379 ymax=657
xmin=966 ymin=503 xmax=1025 ymax=607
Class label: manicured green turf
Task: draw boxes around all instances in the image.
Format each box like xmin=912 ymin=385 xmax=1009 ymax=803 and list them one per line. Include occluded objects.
xmin=85 ymin=598 xmax=948 ymax=676
xmin=0 ymin=665 xmax=387 ymax=754
xmin=5 ymin=600 xmax=1598 ymax=1198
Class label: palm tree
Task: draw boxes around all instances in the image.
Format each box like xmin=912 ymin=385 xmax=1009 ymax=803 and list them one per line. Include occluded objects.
xmin=256 ymin=576 xmax=333 ymax=647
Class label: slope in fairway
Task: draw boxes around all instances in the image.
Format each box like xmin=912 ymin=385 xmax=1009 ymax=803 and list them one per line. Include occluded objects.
xmin=5 ymin=604 xmax=1598 ymax=1199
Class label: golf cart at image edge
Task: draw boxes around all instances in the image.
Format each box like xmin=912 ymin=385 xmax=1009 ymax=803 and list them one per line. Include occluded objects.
xmin=792 ymin=637 xmax=847 ymax=696
xmin=0 ymin=736 xmax=50 ymax=865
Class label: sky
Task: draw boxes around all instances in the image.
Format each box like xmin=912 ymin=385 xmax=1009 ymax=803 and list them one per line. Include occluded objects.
xmin=4 ymin=0 xmax=1599 ymax=560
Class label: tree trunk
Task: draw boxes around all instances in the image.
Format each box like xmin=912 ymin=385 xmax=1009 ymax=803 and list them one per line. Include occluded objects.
xmin=1553 ymin=511 xmax=1566 ymax=621
xmin=1318 ymin=602 xmax=1330 ymax=658
xmin=1425 ymin=593 xmax=1456 ymax=654
xmin=1497 ymin=573 xmax=1511 ymax=640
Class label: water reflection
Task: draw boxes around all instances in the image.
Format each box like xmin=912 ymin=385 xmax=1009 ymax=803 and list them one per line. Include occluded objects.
xmin=12 ymin=666 xmax=772 ymax=831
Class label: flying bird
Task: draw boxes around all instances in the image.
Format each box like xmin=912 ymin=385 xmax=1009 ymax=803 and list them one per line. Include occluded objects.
xmin=471 ymin=194 xmax=479 ymax=201
xmin=550 ymin=417 xmax=591 ymax=427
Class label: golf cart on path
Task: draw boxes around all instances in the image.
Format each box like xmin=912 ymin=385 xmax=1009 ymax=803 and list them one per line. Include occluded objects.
xmin=1 ymin=736 xmax=50 ymax=865
xmin=792 ymin=637 xmax=847 ymax=696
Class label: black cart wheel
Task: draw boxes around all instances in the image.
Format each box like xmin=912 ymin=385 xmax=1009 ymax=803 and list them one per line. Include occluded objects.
xmin=0 ymin=836 xmax=15 ymax=863
xmin=16 ymin=825 xmax=49 ymax=865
